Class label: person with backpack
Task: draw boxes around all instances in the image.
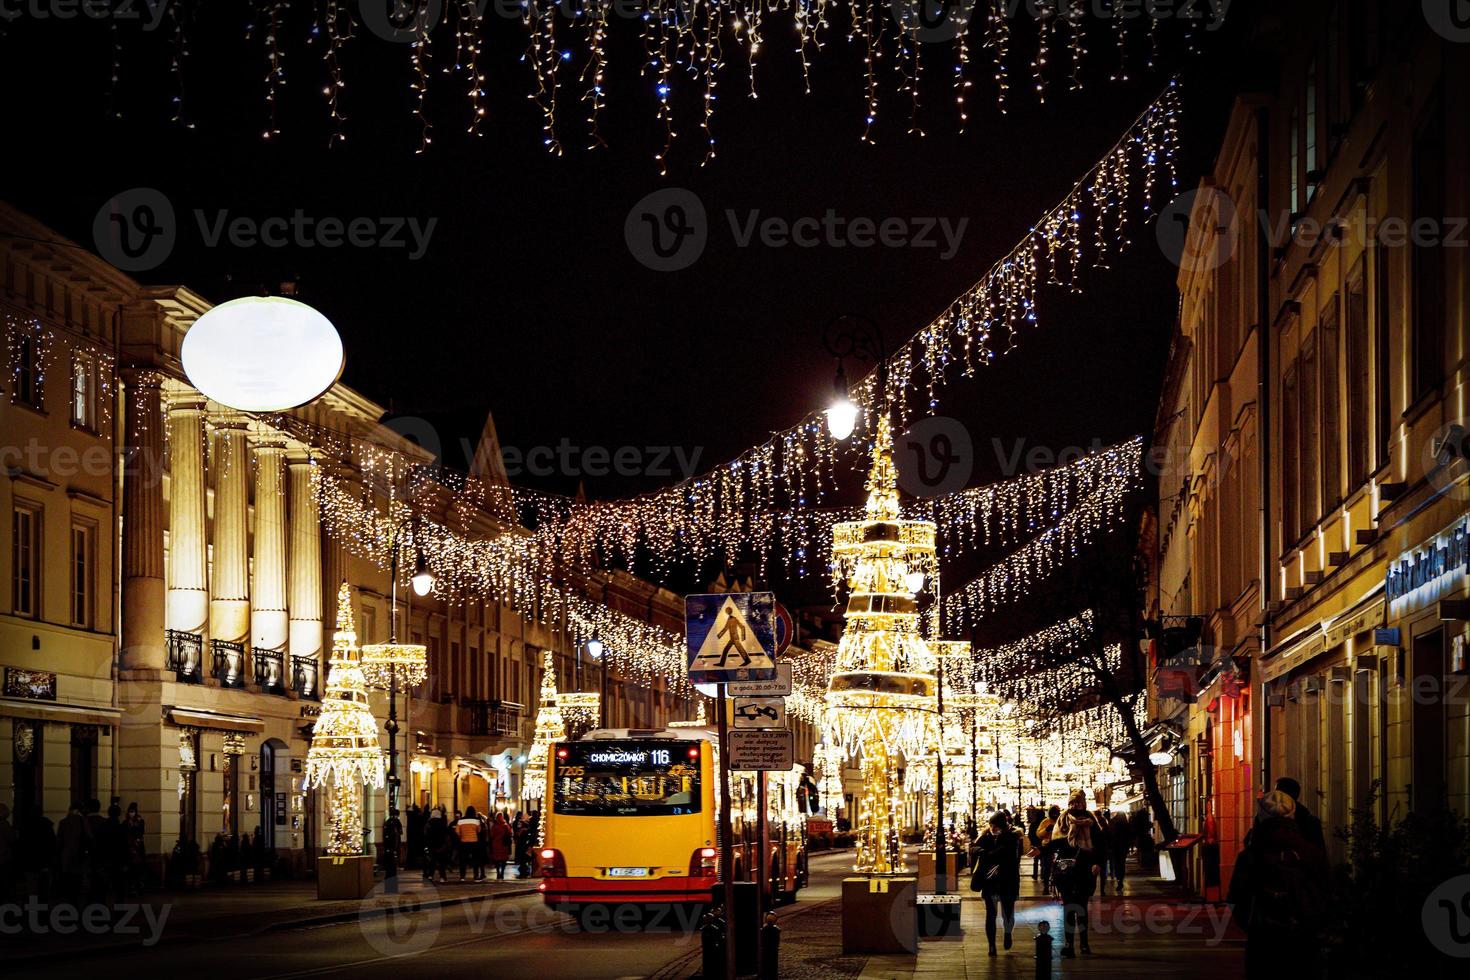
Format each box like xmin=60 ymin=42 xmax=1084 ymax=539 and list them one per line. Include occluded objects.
xmin=969 ymin=811 xmax=1024 ymax=955
xmin=1043 ymin=790 xmax=1102 ymax=957
xmin=1228 ymin=791 xmax=1328 ymax=979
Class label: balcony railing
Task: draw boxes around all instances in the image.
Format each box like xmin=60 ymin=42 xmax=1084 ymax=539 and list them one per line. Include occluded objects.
xmin=462 ymin=698 xmax=524 ymax=737
xmin=291 ymin=655 xmax=320 ymax=701
xmin=211 ymin=640 xmax=247 ymax=689
xmin=166 ymin=630 xmax=204 ymax=683
xmin=254 ymin=648 xmax=287 ymax=695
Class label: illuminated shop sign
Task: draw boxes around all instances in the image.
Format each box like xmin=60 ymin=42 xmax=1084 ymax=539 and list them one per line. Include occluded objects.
xmin=1386 ymin=518 xmax=1469 ymax=605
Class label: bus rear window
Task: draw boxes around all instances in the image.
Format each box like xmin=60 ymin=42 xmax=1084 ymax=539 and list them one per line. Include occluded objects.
xmin=552 ymin=741 xmax=702 ymax=816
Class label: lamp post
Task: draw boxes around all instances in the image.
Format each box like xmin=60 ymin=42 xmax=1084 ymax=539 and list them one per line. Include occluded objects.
xmin=934 ymin=656 xmax=948 ymax=895
xmin=822 ymin=314 xmax=886 ymax=441
xmin=361 ymin=526 xmax=431 ymax=894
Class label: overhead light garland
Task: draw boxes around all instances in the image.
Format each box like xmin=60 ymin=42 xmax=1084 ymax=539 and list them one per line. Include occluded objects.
xmin=304 ymin=582 xmax=386 ymax=857
xmin=46 ymin=3 xmax=1201 ymax=161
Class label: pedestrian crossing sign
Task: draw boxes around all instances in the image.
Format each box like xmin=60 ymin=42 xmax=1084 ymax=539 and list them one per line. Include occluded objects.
xmin=685 ymin=592 xmax=778 ymax=684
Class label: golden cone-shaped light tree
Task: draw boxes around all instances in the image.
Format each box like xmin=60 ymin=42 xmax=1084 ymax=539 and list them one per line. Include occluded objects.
xmin=304 ymin=582 xmax=386 ymax=856
xmin=824 ymin=415 xmax=939 ymax=874
xmin=522 ymin=648 xmax=567 ymax=803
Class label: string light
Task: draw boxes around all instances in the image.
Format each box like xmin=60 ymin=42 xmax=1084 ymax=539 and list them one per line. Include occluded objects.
xmin=522 ymin=649 xmax=567 ymax=802
xmin=75 ymin=6 xmax=1199 ymax=161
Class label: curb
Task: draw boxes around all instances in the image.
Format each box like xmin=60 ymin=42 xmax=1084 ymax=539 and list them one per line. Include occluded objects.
xmin=7 ymin=884 xmax=540 ymax=966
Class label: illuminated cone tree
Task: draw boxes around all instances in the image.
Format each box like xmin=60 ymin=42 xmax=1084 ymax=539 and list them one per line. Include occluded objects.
xmin=304 ymin=582 xmax=385 ymax=856
xmin=825 ymin=416 xmax=939 ymax=874
xmin=522 ymin=648 xmax=567 ymax=803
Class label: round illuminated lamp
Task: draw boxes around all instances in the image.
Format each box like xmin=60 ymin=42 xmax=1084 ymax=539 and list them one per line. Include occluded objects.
xmin=181 ymin=295 xmax=344 ymax=412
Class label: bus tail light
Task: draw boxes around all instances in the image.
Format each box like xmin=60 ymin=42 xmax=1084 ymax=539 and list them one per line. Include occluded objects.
xmin=690 ymin=847 xmax=718 ymax=877
xmin=538 ymin=848 xmax=566 ymax=876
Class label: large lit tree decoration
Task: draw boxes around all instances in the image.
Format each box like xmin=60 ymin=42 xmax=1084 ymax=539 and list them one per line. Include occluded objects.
xmin=824 ymin=415 xmax=939 ymax=874
xmin=522 ymin=649 xmax=567 ymax=803
xmin=304 ymin=582 xmax=386 ymax=856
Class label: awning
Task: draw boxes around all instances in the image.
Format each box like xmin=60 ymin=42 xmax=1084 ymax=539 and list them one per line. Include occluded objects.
xmin=167 ymin=706 xmax=266 ymax=733
xmin=0 ymin=698 xmax=121 ymax=728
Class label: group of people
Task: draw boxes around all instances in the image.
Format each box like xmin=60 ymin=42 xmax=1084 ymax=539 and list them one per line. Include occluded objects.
xmin=414 ymin=804 xmax=537 ymax=883
xmin=0 ymin=800 xmax=148 ymax=905
xmin=967 ymin=791 xmax=1145 ymax=958
xmin=205 ymin=826 xmax=276 ymax=885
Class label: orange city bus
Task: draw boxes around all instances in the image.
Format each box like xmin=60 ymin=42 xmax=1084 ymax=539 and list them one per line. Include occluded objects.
xmin=537 ymin=729 xmax=806 ymax=913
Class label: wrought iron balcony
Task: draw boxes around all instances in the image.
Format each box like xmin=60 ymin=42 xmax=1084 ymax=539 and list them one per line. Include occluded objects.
xmin=291 ymin=655 xmax=320 ymax=701
xmin=254 ymin=648 xmax=287 ymax=695
xmin=210 ymin=640 xmax=247 ymax=689
xmin=461 ymin=698 xmax=524 ymax=737
xmin=166 ymin=630 xmax=204 ymax=683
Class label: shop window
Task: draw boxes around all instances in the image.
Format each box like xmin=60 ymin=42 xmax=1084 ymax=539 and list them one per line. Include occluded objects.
xmin=70 ymin=726 xmax=98 ymax=809
xmin=1411 ymin=628 xmax=1447 ymax=810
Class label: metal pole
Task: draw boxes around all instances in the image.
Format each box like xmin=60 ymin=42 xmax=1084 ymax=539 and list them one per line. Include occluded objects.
xmin=757 ymin=771 xmax=768 ymax=972
xmin=385 ymin=660 xmax=400 ymax=893
xmin=935 ymin=661 xmax=947 ymax=895
xmin=716 ymin=683 xmax=736 ymax=980
xmin=970 ymin=709 xmax=978 ymax=832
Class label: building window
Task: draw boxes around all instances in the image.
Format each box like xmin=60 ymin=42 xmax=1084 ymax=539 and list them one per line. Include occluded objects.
xmin=12 ymin=503 xmax=40 ymax=618
xmin=1325 ymin=2 xmax=1343 ymax=155
xmin=1345 ymin=264 xmax=1371 ymax=485
xmin=1289 ymin=108 xmax=1301 ymax=215
xmin=1304 ymin=59 xmax=1319 ymax=201
xmin=71 ymin=522 xmax=94 ymax=628
xmin=1373 ymin=239 xmax=1393 ymax=469
xmin=12 ymin=331 xmax=41 ymax=409
xmin=70 ymin=726 xmax=98 ymax=810
xmin=1282 ymin=365 xmax=1299 ymax=545
xmin=71 ymin=352 xmax=96 ymax=429
xmin=1319 ymin=296 xmax=1342 ymax=509
xmin=1411 ymin=93 xmax=1447 ymax=401
xmin=1299 ymin=336 xmax=1320 ymax=532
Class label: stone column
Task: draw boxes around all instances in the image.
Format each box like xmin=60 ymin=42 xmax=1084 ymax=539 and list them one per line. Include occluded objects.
xmin=167 ymin=395 xmax=209 ymax=636
xmin=288 ymin=454 xmax=323 ymax=666
xmin=120 ymin=370 xmax=166 ymax=671
xmin=251 ymin=441 xmax=289 ymax=652
xmin=209 ymin=420 xmax=251 ymax=643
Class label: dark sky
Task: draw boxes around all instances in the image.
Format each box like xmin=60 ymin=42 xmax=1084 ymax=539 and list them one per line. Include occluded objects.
xmin=2 ymin=3 xmax=1250 ymax=622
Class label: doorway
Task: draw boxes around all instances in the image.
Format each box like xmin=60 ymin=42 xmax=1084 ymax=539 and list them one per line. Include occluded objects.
xmin=1411 ymin=627 xmax=1447 ymax=810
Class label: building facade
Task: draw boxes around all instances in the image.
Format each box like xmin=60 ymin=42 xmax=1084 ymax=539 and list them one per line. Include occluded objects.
xmin=1 ymin=202 xmax=806 ymax=882
xmin=1149 ymin=2 xmax=1469 ymax=894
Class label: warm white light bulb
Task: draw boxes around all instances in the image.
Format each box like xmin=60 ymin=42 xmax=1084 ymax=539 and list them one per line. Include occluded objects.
xmin=905 ymin=571 xmax=926 ymax=595
xmin=585 ymin=638 xmax=604 ymax=659
xmin=825 ymin=397 xmax=859 ymax=440
xmin=411 ymin=570 xmax=434 ymax=597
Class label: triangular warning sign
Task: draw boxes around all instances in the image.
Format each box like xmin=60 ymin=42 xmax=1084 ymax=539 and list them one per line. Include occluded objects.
xmin=692 ymin=597 xmax=772 ymax=671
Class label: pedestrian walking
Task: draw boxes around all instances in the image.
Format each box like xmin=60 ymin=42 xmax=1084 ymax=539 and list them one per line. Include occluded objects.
xmin=124 ymin=803 xmax=147 ymax=895
xmin=0 ymin=803 xmax=16 ymax=902
xmin=1103 ymin=810 xmax=1132 ymax=895
xmin=1044 ymin=790 xmax=1102 ymax=958
xmin=513 ymin=813 xmax=532 ymax=878
xmin=1227 ymin=791 xmax=1328 ymax=980
xmin=456 ymin=806 xmax=484 ymax=881
xmin=969 ymin=811 xmax=1023 ymax=955
xmin=489 ymin=811 xmax=514 ymax=880
xmin=424 ymin=807 xmax=451 ymax=883
xmin=94 ymin=804 xmax=129 ymax=904
xmin=20 ymin=805 xmax=56 ymax=901
xmin=56 ymin=803 xmax=92 ymax=904
xmin=1264 ymin=777 xmax=1325 ymax=850
xmin=1034 ymin=804 xmax=1061 ymax=895
xmin=252 ymin=827 xmax=269 ymax=883
xmin=239 ymin=830 xmax=255 ymax=883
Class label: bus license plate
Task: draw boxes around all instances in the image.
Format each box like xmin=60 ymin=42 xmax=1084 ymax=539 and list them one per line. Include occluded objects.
xmin=608 ymin=867 xmax=648 ymax=877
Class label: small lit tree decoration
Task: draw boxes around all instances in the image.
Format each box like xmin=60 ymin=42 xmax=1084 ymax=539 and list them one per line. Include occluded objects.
xmin=522 ymin=649 xmax=567 ymax=803
xmin=824 ymin=415 xmax=939 ymax=875
xmin=304 ymin=582 xmax=386 ymax=856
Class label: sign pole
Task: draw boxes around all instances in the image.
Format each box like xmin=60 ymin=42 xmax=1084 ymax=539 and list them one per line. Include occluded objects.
xmin=756 ymin=769 xmax=767 ymax=971
xmin=717 ymin=682 xmax=736 ymax=980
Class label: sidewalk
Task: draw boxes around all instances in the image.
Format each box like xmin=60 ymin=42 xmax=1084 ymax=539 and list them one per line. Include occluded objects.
xmin=4 ymin=867 xmax=539 ymax=962
xmin=860 ymin=862 xmax=1244 ymax=980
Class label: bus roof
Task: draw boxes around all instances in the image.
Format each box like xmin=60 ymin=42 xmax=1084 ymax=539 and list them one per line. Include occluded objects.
xmin=574 ymin=728 xmax=713 ymax=742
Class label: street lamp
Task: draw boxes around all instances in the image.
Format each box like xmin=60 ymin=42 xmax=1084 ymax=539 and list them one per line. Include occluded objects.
xmin=410 ymin=552 xmax=435 ymax=597
xmin=822 ymin=314 xmax=886 ymax=441
xmin=361 ymin=526 xmax=428 ymax=893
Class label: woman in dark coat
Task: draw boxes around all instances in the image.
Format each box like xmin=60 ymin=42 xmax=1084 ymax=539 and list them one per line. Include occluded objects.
xmin=488 ymin=812 xmax=514 ymax=880
xmin=1043 ymin=790 xmax=1103 ymax=957
xmin=970 ymin=811 xmax=1024 ymax=955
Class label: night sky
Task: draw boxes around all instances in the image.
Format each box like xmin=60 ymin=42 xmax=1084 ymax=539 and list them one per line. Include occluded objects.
xmin=2 ymin=3 xmax=1255 ymax=631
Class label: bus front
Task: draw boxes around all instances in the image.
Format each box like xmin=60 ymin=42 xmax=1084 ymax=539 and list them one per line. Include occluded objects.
xmin=539 ymin=734 xmax=717 ymax=911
